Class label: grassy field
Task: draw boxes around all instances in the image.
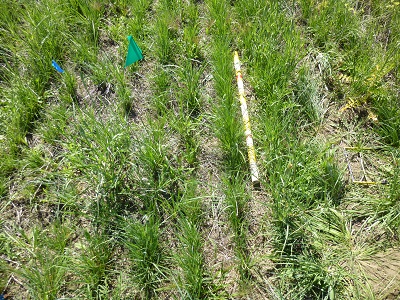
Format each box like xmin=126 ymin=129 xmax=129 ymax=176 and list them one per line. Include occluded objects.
xmin=0 ymin=0 xmax=399 ymax=299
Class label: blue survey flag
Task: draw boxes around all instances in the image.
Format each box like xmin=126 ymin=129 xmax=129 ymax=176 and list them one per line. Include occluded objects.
xmin=125 ymin=36 xmax=143 ymax=68
xmin=52 ymin=60 xmax=64 ymax=73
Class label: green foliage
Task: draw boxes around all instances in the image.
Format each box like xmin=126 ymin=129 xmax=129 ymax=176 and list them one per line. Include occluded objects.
xmin=209 ymin=38 xmax=245 ymax=173
xmin=359 ymin=153 xmax=400 ymax=237
xmin=177 ymin=61 xmax=204 ymax=117
xmin=128 ymin=0 xmax=153 ymax=39
xmin=136 ymin=121 xmax=186 ymax=209
xmin=224 ymin=177 xmax=250 ymax=280
xmin=11 ymin=222 xmax=73 ymax=300
xmin=75 ymin=230 xmax=115 ymax=299
xmin=300 ymin=0 xmax=362 ymax=51
xmin=0 ymin=216 xmax=10 ymax=293
xmin=180 ymin=1 xmax=202 ymax=60
xmin=207 ymin=0 xmax=252 ymax=287
xmin=37 ymin=103 xmax=72 ymax=144
xmin=123 ymin=216 xmax=165 ymax=299
xmin=293 ymin=66 xmax=327 ymax=124
xmin=154 ymin=13 xmax=175 ymax=64
xmin=0 ymin=0 xmax=398 ymax=298
xmin=152 ymin=66 xmax=171 ymax=115
xmin=175 ymin=218 xmax=207 ymax=299
xmin=374 ymin=96 xmax=400 ymax=146
xmin=64 ymin=111 xmax=135 ymax=225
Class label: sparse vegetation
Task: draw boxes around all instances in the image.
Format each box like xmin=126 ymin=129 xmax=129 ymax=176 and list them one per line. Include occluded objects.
xmin=0 ymin=0 xmax=399 ymax=299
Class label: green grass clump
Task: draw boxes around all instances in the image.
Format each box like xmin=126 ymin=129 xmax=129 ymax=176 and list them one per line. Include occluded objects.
xmin=152 ymin=66 xmax=172 ymax=115
xmin=209 ymin=38 xmax=245 ymax=173
xmin=374 ymin=96 xmax=400 ymax=146
xmin=10 ymin=222 xmax=72 ymax=300
xmin=223 ymin=177 xmax=250 ymax=280
xmin=0 ymin=215 xmax=10 ymax=294
xmin=153 ymin=1 xmax=178 ymax=65
xmin=177 ymin=61 xmax=204 ymax=118
xmin=207 ymin=0 xmax=252 ymax=288
xmin=0 ymin=0 xmax=399 ymax=298
xmin=292 ymin=66 xmax=328 ymax=124
xmin=233 ymin=0 xmax=352 ymax=297
xmin=136 ymin=121 xmax=186 ymax=209
xmin=75 ymin=230 xmax=115 ymax=299
xmin=180 ymin=1 xmax=202 ymax=60
xmin=382 ymin=156 xmax=400 ymax=234
xmin=63 ymin=110 xmax=134 ymax=226
xmin=173 ymin=180 xmax=208 ymax=298
xmin=299 ymin=0 xmax=361 ymax=51
xmin=356 ymin=152 xmax=400 ymax=237
xmin=175 ymin=217 xmax=207 ymax=299
xmin=123 ymin=216 xmax=165 ymax=299
xmin=127 ymin=0 xmax=153 ymax=39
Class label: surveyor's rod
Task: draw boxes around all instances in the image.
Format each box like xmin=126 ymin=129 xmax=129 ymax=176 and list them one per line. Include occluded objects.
xmin=234 ymin=51 xmax=260 ymax=188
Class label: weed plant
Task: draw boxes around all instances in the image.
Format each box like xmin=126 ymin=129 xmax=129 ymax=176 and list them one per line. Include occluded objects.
xmin=298 ymin=0 xmax=399 ymax=147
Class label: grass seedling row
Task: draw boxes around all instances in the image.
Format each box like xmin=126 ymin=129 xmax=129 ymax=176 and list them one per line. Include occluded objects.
xmin=0 ymin=0 xmax=399 ymax=299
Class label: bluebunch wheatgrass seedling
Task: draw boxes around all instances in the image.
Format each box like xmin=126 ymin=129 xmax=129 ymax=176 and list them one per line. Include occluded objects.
xmin=123 ymin=215 xmax=165 ymax=299
xmin=63 ymin=110 xmax=135 ymax=228
xmin=75 ymin=230 xmax=115 ymax=299
xmin=127 ymin=0 xmax=153 ymax=39
xmin=9 ymin=222 xmax=73 ymax=300
xmin=232 ymin=0 xmax=355 ymax=297
xmin=152 ymin=66 xmax=172 ymax=115
xmin=206 ymin=0 xmax=254 ymax=290
xmin=176 ymin=60 xmax=204 ymax=118
xmin=154 ymin=13 xmax=174 ymax=65
xmin=175 ymin=217 xmax=207 ymax=299
xmin=172 ymin=178 xmax=209 ymax=298
xmin=180 ymin=1 xmax=202 ymax=60
xmin=223 ymin=176 xmax=251 ymax=280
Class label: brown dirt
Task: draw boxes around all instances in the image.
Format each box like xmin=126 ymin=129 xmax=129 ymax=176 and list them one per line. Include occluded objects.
xmin=196 ymin=2 xmax=243 ymax=296
xmin=197 ymin=129 xmax=240 ymax=296
xmin=359 ymin=248 xmax=400 ymax=299
xmin=231 ymin=32 xmax=277 ymax=298
xmin=244 ymin=189 xmax=275 ymax=300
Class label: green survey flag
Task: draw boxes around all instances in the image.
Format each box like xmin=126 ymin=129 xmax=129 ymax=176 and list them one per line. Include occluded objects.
xmin=125 ymin=36 xmax=143 ymax=68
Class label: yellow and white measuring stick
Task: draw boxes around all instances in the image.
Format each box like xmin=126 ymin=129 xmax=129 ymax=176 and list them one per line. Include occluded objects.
xmin=234 ymin=51 xmax=260 ymax=188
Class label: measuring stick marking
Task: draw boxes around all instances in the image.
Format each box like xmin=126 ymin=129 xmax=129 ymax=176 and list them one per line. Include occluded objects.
xmin=234 ymin=51 xmax=260 ymax=188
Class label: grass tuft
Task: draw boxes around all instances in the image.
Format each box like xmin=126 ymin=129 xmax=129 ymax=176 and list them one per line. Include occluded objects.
xmin=123 ymin=216 xmax=165 ymax=299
